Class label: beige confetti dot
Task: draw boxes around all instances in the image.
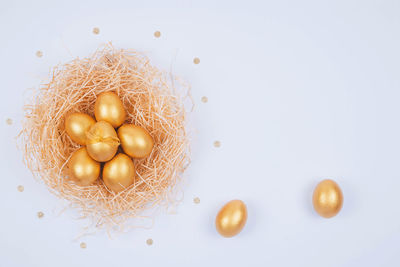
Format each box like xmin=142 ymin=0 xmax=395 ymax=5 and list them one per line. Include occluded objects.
xmin=154 ymin=31 xmax=161 ymax=38
xmin=92 ymin=27 xmax=100 ymax=35
xmin=17 ymin=185 xmax=24 ymax=192
xmin=146 ymin=238 xmax=153 ymax=246
xmin=201 ymin=96 xmax=208 ymax=103
xmin=193 ymin=197 xmax=200 ymax=204
xmin=214 ymin=141 xmax=221 ymax=148
xmin=80 ymin=242 xmax=87 ymax=249
xmin=6 ymin=118 xmax=13 ymax=125
xmin=193 ymin=57 xmax=200 ymax=64
xmin=36 ymin=51 xmax=43 ymax=58
xmin=37 ymin=211 xmax=44 ymax=218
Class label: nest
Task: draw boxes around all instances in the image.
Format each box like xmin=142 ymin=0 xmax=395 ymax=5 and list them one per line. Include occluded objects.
xmin=20 ymin=44 xmax=191 ymax=231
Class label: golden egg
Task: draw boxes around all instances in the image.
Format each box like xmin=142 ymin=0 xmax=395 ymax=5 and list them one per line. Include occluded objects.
xmin=103 ymin=153 xmax=135 ymax=193
xmin=65 ymin=113 xmax=96 ymax=145
xmin=68 ymin=147 xmax=100 ymax=186
xmin=86 ymin=121 xmax=119 ymax=162
xmin=94 ymin=92 xmax=126 ymax=128
xmin=118 ymin=124 xmax=154 ymax=158
xmin=313 ymin=179 xmax=343 ymax=218
xmin=215 ymin=200 xmax=247 ymax=238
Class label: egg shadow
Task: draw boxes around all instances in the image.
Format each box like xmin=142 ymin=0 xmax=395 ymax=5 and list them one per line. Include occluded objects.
xmin=304 ymin=179 xmax=318 ymax=218
xmin=205 ymin=201 xmax=220 ymax=239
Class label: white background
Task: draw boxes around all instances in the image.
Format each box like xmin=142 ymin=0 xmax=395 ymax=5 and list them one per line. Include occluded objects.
xmin=1 ymin=0 xmax=400 ymax=266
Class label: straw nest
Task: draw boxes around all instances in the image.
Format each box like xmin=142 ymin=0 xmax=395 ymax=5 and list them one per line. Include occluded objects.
xmin=19 ymin=44 xmax=191 ymax=231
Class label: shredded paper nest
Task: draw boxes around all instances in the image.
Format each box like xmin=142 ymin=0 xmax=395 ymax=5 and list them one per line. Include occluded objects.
xmin=20 ymin=44 xmax=191 ymax=231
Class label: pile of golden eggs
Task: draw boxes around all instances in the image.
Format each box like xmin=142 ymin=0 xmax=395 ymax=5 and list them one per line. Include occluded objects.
xmin=65 ymin=92 xmax=154 ymax=193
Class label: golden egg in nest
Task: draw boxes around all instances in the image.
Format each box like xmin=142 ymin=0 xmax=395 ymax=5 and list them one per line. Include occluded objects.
xmin=103 ymin=153 xmax=136 ymax=193
xmin=65 ymin=113 xmax=96 ymax=145
xmin=86 ymin=121 xmax=120 ymax=162
xmin=94 ymin=92 xmax=126 ymax=128
xmin=118 ymin=124 xmax=154 ymax=158
xmin=68 ymin=147 xmax=101 ymax=186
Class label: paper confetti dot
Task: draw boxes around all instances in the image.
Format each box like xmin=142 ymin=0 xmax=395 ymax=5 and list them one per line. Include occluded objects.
xmin=214 ymin=141 xmax=221 ymax=148
xmin=36 ymin=51 xmax=43 ymax=58
xmin=37 ymin=211 xmax=44 ymax=218
xmin=80 ymin=242 xmax=87 ymax=249
xmin=201 ymin=96 xmax=208 ymax=103
xmin=92 ymin=27 xmax=100 ymax=34
xmin=154 ymin=31 xmax=161 ymax=38
xmin=146 ymin=238 xmax=153 ymax=246
xmin=193 ymin=57 xmax=200 ymax=64
xmin=6 ymin=118 xmax=13 ymax=125
xmin=193 ymin=197 xmax=200 ymax=204
xmin=17 ymin=185 xmax=24 ymax=192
